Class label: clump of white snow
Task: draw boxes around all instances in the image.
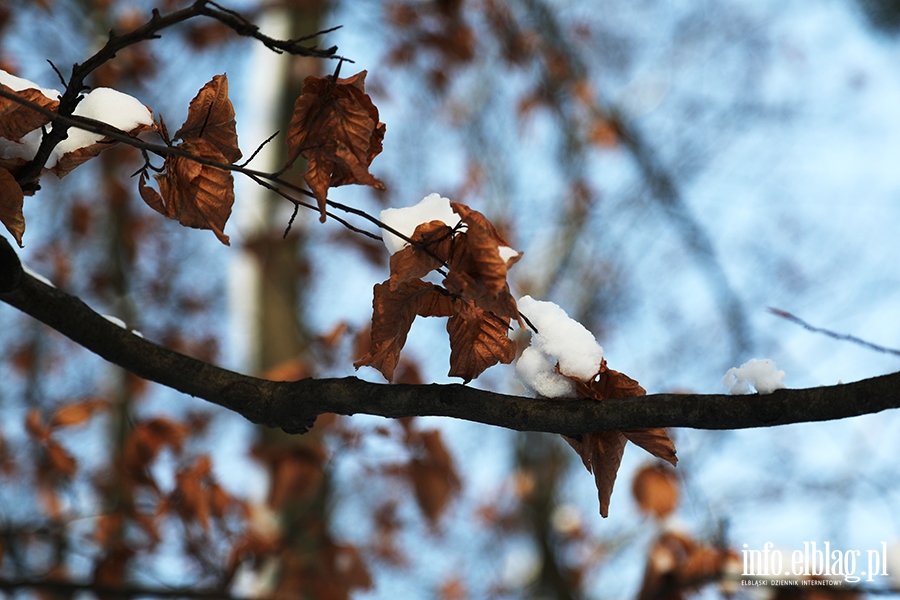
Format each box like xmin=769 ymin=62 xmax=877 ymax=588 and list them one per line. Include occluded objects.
xmin=0 ymin=70 xmax=154 ymax=167
xmin=379 ymin=193 xmax=462 ymax=254
xmin=51 ymin=87 xmax=154 ymax=161
xmin=0 ymin=69 xmax=60 ymax=100
xmin=722 ymin=358 xmax=786 ymax=394
xmin=516 ymin=346 xmax=577 ymax=398
xmin=514 ymin=295 xmax=604 ymax=398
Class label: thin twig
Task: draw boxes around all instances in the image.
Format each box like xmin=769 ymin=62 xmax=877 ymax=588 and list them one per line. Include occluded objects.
xmin=242 ymin=172 xmax=381 ymax=241
xmin=768 ymin=307 xmax=900 ymax=357
xmin=238 ymin=130 xmax=279 ymax=168
xmin=283 ymin=203 xmax=300 ymax=238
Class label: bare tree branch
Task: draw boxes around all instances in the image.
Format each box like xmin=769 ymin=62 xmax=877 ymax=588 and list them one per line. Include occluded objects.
xmin=2 ymin=235 xmax=897 ymax=436
xmin=768 ymin=307 xmax=900 ymax=357
xmin=0 ymin=576 xmax=257 ymax=600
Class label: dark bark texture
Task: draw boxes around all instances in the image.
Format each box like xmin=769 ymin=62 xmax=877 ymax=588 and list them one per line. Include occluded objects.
xmin=2 ymin=235 xmax=897 ymax=436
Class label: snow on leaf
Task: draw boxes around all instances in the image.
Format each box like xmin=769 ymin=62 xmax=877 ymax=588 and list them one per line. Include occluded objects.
xmin=380 ymin=193 xmax=461 ymax=254
xmin=138 ymin=137 xmax=234 ymax=245
xmin=174 ymin=74 xmax=242 ymax=163
xmin=354 ymin=280 xmax=454 ymax=381
xmin=284 ymin=70 xmax=386 ymax=222
xmin=515 ymin=296 xmax=603 ymax=384
xmin=446 ymin=299 xmax=515 ymax=382
xmin=0 ymin=167 xmax=24 ymax=246
xmin=50 ymin=87 xmax=156 ymax=178
xmin=0 ymin=84 xmax=58 ymax=142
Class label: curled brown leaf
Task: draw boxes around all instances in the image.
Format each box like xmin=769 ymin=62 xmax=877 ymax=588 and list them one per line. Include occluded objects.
xmin=284 ymin=70 xmax=386 ymax=221
xmin=0 ymin=166 xmax=24 ymax=246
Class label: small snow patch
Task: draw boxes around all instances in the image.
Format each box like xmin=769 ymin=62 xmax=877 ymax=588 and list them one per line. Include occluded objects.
xmin=722 ymin=358 xmax=786 ymax=394
xmin=22 ymin=264 xmax=55 ymax=288
xmin=102 ymin=314 xmax=127 ymax=329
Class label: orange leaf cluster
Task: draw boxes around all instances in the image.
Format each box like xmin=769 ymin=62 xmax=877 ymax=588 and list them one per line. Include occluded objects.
xmin=158 ymin=454 xmax=248 ymax=532
xmin=139 ymin=74 xmax=240 ymax=245
xmin=560 ymin=359 xmax=677 ymax=517
xmin=355 ymin=202 xmax=521 ymax=382
xmin=637 ymin=531 xmax=739 ymax=600
xmin=284 ymin=70 xmax=386 ymax=222
xmin=23 ymin=400 xmax=111 ymax=518
xmin=629 ymin=460 xmax=742 ymax=598
xmin=252 ymin=443 xmax=327 ymax=510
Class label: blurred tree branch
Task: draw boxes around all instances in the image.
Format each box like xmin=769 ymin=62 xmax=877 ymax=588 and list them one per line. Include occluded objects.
xmin=0 ymin=575 xmax=256 ymax=599
xmin=2 ymin=235 xmax=897 ymax=436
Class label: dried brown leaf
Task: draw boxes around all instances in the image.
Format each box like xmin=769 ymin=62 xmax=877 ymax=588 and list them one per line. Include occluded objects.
xmin=572 ymin=358 xmax=647 ymax=400
xmin=139 ymin=137 xmax=234 ymax=245
xmin=622 ymin=429 xmax=678 ymax=467
xmin=123 ymin=418 xmax=189 ymax=487
xmin=445 ymin=202 xmax=519 ymax=319
xmin=389 ymin=220 xmax=454 ymax=289
xmin=446 ymin=299 xmax=515 ymax=382
xmin=94 ymin=513 xmax=125 ymax=548
xmin=0 ymin=84 xmax=57 ymax=141
xmin=564 ymin=430 xmax=627 ymax=518
xmin=354 ymin=280 xmax=454 ymax=381
xmin=24 ymin=409 xmax=48 ymax=442
xmin=173 ymin=455 xmax=213 ymax=530
xmin=563 ymin=360 xmax=678 ymax=516
xmin=174 ymin=74 xmax=242 ymax=163
xmin=406 ymin=429 xmax=461 ymax=524
xmin=252 ymin=445 xmax=326 ymax=509
xmin=284 ymin=70 xmax=385 ymax=221
xmin=46 ymin=439 xmax=77 ymax=478
xmin=631 ymin=463 xmax=680 ymax=519
xmin=0 ymin=166 xmax=24 ymax=246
